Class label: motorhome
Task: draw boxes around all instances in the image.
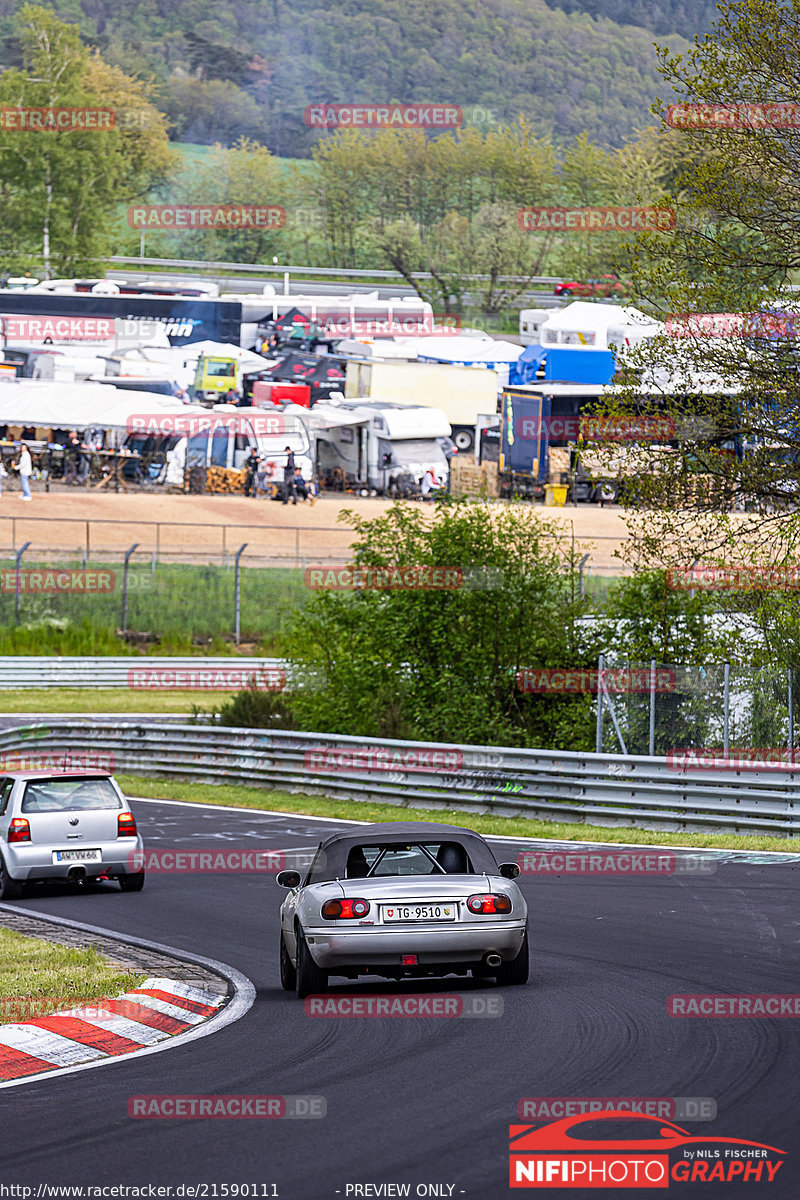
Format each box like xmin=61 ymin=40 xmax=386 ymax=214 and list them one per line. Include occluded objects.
xmin=343 ymin=359 xmax=499 ymax=454
xmin=299 ymin=400 xmax=450 ymax=495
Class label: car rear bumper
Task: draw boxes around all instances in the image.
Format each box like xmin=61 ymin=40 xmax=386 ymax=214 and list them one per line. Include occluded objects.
xmin=303 ymin=920 xmax=527 ymax=969
xmin=4 ymin=838 xmax=144 ymax=881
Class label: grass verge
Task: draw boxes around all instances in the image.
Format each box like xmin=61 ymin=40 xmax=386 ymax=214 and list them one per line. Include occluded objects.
xmin=115 ymin=774 xmax=800 ymax=852
xmin=0 ymin=926 xmax=144 ymax=1023
xmin=0 ymin=690 xmax=234 ymax=714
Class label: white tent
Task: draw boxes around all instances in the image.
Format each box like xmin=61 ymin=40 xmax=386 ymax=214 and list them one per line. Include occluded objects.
xmin=414 ymin=336 xmax=523 ymax=366
xmin=540 ymin=302 xmax=663 ymax=350
xmin=176 ymin=341 xmax=274 ymax=373
xmin=0 ymin=381 xmax=206 ymax=437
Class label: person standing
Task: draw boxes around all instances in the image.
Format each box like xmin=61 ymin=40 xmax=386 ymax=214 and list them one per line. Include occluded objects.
xmin=15 ymin=441 xmax=32 ymax=500
xmin=0 ymin=455 xmax=7 ymax=497
xmin=244 ymin=447 xmax=261 ymax=497
xmin=282 ymin=446 xmax=297 ymax=505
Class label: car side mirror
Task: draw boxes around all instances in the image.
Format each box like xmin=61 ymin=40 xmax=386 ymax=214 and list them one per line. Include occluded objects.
xmin=276 ymin=870 xmax=301 ymax=888
xmin=499 ymin=863 xmax=520 ymax=879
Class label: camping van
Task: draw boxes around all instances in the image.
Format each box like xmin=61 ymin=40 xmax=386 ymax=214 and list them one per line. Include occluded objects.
xmin=302 ymin=400 xmax=450 ymax=495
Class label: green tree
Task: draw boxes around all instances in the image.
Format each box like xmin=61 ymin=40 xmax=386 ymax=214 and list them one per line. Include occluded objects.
xmin=0 ymin=5 xmax=174 ymax=276
xmin=284 ymin=502 xmax=600 ymax=749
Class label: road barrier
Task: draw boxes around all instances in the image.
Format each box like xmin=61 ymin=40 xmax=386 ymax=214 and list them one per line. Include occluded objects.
xmin=0 ymin=721 xmax=797 ymax=836
xmin=0 ymin=657 xmax=282 ymax=689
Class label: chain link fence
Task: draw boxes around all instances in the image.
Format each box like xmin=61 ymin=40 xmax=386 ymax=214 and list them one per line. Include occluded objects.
xmin=598 ymin=659 xmax=798 ymax=758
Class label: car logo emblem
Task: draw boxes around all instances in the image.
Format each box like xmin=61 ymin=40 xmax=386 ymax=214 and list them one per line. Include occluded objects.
xmin=69 ymin=818 xmax=79 ymax=826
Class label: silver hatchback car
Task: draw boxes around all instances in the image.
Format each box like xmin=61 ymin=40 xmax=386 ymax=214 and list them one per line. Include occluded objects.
xmin=0 ymin=771 xmax=145 ymax=899
xmin=277 ymin=822 xmax=528 ymax=997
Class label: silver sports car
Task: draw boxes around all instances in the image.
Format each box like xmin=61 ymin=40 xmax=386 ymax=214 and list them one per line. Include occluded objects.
xmin=277 ymin=821 xmax=528 ymax=997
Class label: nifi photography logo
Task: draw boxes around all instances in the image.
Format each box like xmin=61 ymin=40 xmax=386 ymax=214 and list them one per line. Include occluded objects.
xmin=509 ymin=1112 xmax=785 ymax=1188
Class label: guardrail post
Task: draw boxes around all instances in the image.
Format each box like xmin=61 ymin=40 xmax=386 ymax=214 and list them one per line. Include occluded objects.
xmin=595 ymin=652 xmax=604 ymax=753
xmin=789 ymin=668 xmax=794 ymax=764
xmin=121 ymin=542 xmax=139 ymax=634
xmin=649 ymin=658 xmax=656 ymax=757
xmin=577 ymin=553 xmax=590 ymax=598
xmin=723 ymin=661 xmax=730 ymax=753
xmin=14 ymin=541 xmax=31 ymax=625
xmin=234 ymin=543 xmax=247 ymax=644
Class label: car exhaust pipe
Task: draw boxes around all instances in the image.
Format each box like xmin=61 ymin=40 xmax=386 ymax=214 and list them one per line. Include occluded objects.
xmin=485 ymin=953 xmax=502 ymax=969
xmin=67 ymin=866 xmax=86 ymax=884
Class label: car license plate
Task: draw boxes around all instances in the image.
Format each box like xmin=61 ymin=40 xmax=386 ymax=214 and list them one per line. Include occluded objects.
xmin=382 ymin=903 xmax=457 ymax=922
xmin=52 ymin=849 xmax=101 ymax=864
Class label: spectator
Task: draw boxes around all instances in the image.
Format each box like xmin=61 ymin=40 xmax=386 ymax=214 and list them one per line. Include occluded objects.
xmin=0 ymin=455 xmax=7 ymax=496
xmin=282 ymin=446 xmax=297 ymax=505
xmin=13 ymin=441 xmax=32 ymax=500
xmin=65 ymin=431 xmax=89 ymax=485
xmin=293 ymin=467 xmax=317 ymax=506
xmin=420 ymin=468 xmax=439 ymax=501
xmin=244 ymin=447 xmax=261 ymax=497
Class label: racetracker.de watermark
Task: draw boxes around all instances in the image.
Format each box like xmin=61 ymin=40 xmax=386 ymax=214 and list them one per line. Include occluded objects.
xmin=128 ymin=1095 xmax=325 ymax=1119
xmin=305 ymin=565 xmax=464 ymax=590
xmin=0 ymin=569 xmax=115 ymax=594
xmin=517 ymin=1096 xmax=717 ymax=1121
xmin=517 ymin=206 xmax=675 ymax=233
xmin=2 ymin=316 xmax=116 ymax=343
xmin=304 ymin=103 xmax=462 ymax=129
xmin=516 ymin=668 xmax=677 ymax=694
xmin=305 ymin=745 xmax=463 ymax=773
xmin=667 ymin=564 xmax=800 ymax=591
xmin=666 ymin=311 xmax=800 ymax=338
xmin=126 ymin=205 xmax=286 ymax=230
xmin=666 ymin=102 xmax=800 ymax=130
xmin=0 ymin=751 xmax=116 ymax=773
xmin=667 ymin=748 xmax=800 ymax=772
xmin=514 ymin=415 xmax=675 ymax=442
xmin=0 ymin=107 xmax=114 ymax=132
xmin=305 ymin=994 xmax=503 ymax=1017
xmin=127 ymin=848 xmax=287 ymax=873
xmin=0 ymin=996 xmax=118 ymax=1022
xmin=125 ymin=413 xmax=288 ymax=437
xmin=311 ymin=313 xmax=461 ymax=338
xmin=517 ymin=850 xmax=716 ymax=875
xmin=127 ymin=666 xmax=287 ymax=691
xmin=669 ymin=994 xmax=800 ymax=1016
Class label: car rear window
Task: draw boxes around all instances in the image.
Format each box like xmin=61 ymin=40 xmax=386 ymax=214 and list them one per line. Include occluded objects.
xmin=343 ymin=842 xmax=475 ymax=879
xmin=21 ymin=777 xmax=122 ymax=813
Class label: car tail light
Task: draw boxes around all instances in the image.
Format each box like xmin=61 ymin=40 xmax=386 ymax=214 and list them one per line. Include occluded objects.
xmin=321 ymin=898 xmax=370 ymax=920
xmin=7 ymin=818 xmax=30 ymax=844
xmin=467 ymin=893 xmax=512 ymax=915
xmin=117 ymin=812 xmax=138 ymax=837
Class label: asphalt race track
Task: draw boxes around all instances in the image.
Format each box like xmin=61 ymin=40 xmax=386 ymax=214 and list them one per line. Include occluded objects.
xmin=0 ymin=796 xmax=798 ymax=1199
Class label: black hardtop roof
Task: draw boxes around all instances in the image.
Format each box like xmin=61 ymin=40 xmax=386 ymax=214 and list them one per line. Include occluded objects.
xmin=312 ymin=821 xmax=499 ymax=878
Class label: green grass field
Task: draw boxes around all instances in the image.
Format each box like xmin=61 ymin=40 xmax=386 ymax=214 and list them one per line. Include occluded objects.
xmin=0 ymin=560 xmax=309 ymax=649
xmin=0 ymin=927 xmax=143 ymax=1022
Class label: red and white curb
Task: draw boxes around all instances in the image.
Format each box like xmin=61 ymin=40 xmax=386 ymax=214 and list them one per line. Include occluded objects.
xmin=0 ymin=978 xmax=227 ymax=1083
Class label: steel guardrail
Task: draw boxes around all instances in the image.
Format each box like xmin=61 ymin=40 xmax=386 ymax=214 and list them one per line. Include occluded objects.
xmin=108 ymin=257 xmax=563 ymax=285
xmin=0 ymin=721 xmax=797 ymax=837
xmin=0 ymin=657 xmax=284 ymax=689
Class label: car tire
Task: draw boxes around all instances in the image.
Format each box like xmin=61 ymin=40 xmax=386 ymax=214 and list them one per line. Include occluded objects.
xmin=495 ymin=931 xmax=529 ymax=986
xmin=0 ymin=856 xmax=23 ymax=901
xmin=295 ymin=928 xmax=328 ymax=998
xmin=280 ymin=934 xmax=297 ymax=992
xmin=453 ymin=429 xmax=475 ymax=453
xmin=119 ymin=872 xmax=145 ymax=892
